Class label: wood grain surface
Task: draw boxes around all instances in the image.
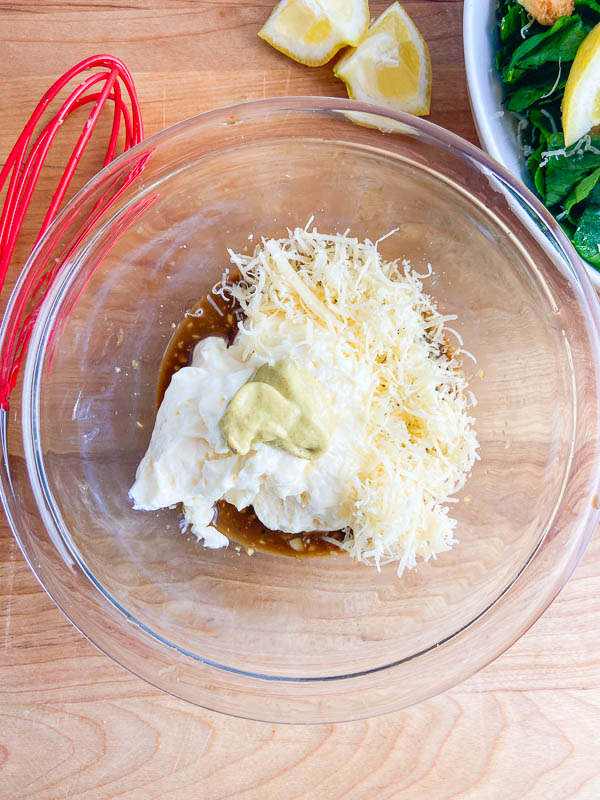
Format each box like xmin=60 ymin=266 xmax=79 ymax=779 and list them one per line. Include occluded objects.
xmin=1 ymin=2 xmax=599 ymax=798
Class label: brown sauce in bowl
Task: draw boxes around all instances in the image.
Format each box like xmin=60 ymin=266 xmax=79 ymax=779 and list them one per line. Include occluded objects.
xmin=157 ymin=279 xmax=345 ymax=558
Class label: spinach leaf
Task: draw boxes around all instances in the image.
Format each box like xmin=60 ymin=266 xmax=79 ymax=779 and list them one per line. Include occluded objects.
xmin=505 ymin=65 xmax=567 ymax=111
xmin=496 ymin=0 xmax=515 ymax=16
xmin=560 ymin=218 xmax=576 ymax=239
xmin=497 ymin=0 xmax=521 ymax=21
xmin=500 ymin=3 xmax=527 ymax=41
xmin=575 ymin=0 xmax=600 ymax=27
xmin=544 ymin=145 xmax=600 ymax=206
xmin=528 ymin=143 xmax=545 ymax=178
xmin=528 ymin=107 xmax=559 ymax=137
xmin=587 ymin=182 xmax=600 ymax=205
xmin=497 ymin=3 xmax=532 ymax=73
xmin=502 ymin=16 xmax=587 ymax=83
xmin=565 ymin=168 xmax=600 ymax=218
xmin=539 ymin=133 xmax=600 ymax=207
xmin=573 ymin=206 xmax=600 ymax=266
xmin=533 ymin=159 xmax=546 ymax=198
xmin=575 ymin=0 xmax=600 ymax=11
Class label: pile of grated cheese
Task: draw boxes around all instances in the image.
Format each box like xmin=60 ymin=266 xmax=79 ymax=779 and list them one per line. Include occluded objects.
xmin=220 ymin=225 xmax=479 ymax=573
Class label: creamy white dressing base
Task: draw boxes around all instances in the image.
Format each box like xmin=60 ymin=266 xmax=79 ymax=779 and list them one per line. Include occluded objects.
xmin=130 ymin=335 xmax=367 ymax=548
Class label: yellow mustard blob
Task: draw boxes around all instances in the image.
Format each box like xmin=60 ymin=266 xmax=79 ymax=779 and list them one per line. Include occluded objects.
xmin=219 ymin=359 xmax=333 ymax=460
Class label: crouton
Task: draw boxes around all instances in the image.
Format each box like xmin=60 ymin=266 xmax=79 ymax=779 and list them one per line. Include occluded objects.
xmin=518 ymin=0 xmax=574 ymax=26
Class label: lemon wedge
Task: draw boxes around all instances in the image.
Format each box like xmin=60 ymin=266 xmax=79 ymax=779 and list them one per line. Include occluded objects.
xmin=342 ymin=110 xmax=415 ymax=133
xmin=563 ymin=22 xmax=600 ymax=147
xmin=334 ymin=2 xmax=431 ymax=117
xmin=259 ymin=0 xmax=369 ymax=67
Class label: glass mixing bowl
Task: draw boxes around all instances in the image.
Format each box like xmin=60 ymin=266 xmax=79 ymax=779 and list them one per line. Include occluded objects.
xmin=2 ymin=97 xmax=600 ymax=724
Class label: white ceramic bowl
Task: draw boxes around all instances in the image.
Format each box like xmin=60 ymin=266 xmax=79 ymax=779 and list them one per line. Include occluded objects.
xmin=463 ymin=0 xmax=600 ymax=288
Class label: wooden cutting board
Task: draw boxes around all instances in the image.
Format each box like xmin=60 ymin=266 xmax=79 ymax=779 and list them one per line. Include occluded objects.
xmin=1 ymin=2 xmax=599 ymax=798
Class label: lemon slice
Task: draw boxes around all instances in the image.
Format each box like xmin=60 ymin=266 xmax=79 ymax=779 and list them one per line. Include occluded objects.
xmin=342 ymin=110 xmax=417 ymax=134
xmin=334 ymin=2 xmax=431 ymax=117
xmin=563 ymin=22 xmax=600 ymax=147
xmin=259 ymin=0 xmax=369 ymax=67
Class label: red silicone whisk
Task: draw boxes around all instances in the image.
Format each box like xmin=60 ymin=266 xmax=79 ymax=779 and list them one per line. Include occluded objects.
xmin=0 ymin=54 xmax=143 ymax=288
xmin=0 ymin=54 xmax=144 ymax=408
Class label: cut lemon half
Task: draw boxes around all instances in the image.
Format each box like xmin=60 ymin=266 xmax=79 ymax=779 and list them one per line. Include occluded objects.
xmin=563 ymin=22 xmax=600 ymax=147
xmin=334 ymin=2 xmax=431 ymax=117
xmin=259 ymin=0 xmax=369 ymax=67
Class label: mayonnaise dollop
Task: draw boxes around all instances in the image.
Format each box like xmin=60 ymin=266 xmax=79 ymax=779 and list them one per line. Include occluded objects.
xmin=130 ymin=334 xmax=365 ymax=548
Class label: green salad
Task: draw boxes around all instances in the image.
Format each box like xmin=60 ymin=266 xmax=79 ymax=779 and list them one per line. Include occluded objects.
xmin=496 ymin=0 xmax=600 ymax=268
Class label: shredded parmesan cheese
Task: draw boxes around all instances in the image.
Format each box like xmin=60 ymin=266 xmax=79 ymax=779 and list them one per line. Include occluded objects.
xmin=539 ymin=108 xmax=557 ymax=134
xmin=226 ymin=228 xmax=479 ymax=573
xmin=540 ymin=58 xmax=562 ymax=99
xmin=539 ymin=131 xmax=600 ymax=168
xmin=520 ymin=14 xmax=535 ymax=38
